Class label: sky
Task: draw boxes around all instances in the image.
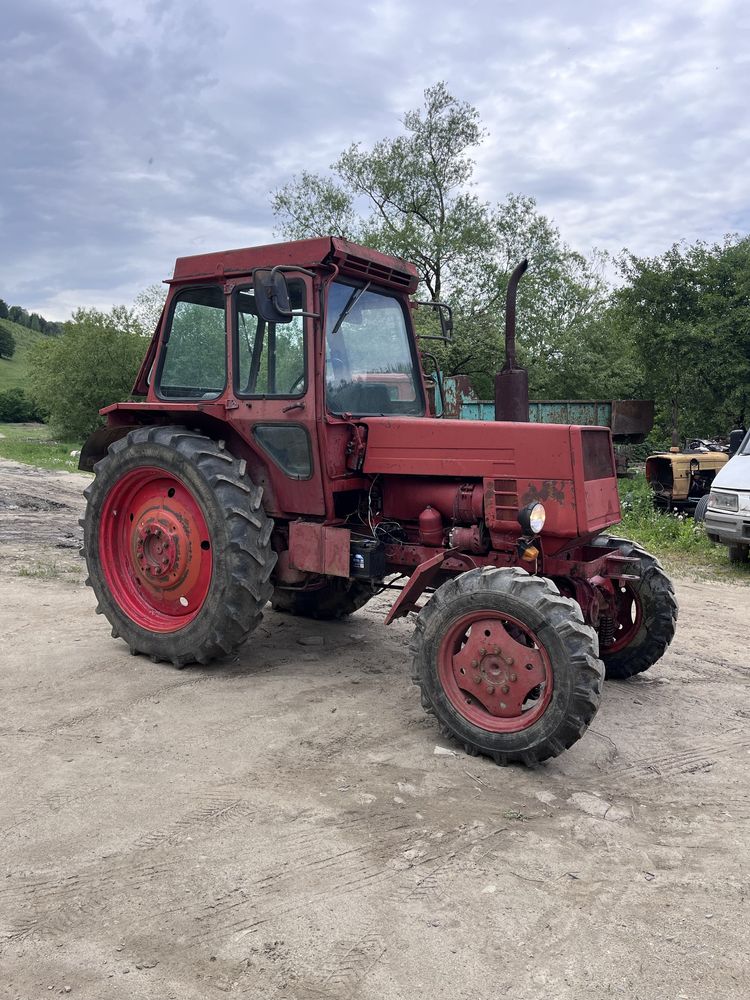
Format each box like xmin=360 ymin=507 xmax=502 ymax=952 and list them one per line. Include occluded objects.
xmin=1 ymin=0 xmax=749 ymax=320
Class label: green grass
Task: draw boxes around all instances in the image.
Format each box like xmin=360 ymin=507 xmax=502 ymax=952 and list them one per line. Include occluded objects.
xmin=0 ymin=319 xmax=47 ymax=392
xmin=0 ymin=422 xmax=85 ymax=473
xmin=618 ymin=474 xmax=750 ymax=584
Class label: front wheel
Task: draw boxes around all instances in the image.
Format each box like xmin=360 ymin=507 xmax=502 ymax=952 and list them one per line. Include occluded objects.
xmin=593 ymin=536 xmax=678 ymax=679
xmin=411 ymin=567 xmax=604 ymax=766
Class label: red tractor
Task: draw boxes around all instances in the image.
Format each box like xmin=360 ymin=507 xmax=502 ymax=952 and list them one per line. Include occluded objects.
xmin=80 ymin=238 xmax=678 ymax=765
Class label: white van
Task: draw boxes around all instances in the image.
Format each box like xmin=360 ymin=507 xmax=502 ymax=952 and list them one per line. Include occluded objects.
xmin=704 ymin=429 xmax=750 ymax=563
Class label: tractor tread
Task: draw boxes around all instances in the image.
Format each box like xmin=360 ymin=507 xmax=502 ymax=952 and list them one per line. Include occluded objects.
xmin=81 ymin=424 xmax=276 ymax=668
xmin=410 ymin=566 xmax=604 ymax=767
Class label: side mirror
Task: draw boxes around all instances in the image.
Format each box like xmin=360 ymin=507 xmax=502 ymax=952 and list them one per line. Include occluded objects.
xmin=414 ymin=300 xmax=453 ymax=342
xmin=254 ymin=269 xmax=292 ymax=324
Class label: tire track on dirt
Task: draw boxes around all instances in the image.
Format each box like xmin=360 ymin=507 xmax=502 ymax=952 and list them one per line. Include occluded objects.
xmin=604 ymin=734 xmax=750 ymax=780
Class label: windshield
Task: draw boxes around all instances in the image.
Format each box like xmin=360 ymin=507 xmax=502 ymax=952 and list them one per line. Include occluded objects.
xmin=325 ymin=281 xmax=424 ymax=416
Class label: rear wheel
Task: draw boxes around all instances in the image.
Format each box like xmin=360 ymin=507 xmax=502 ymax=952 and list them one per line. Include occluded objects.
xmin=593 ymin=535 xmax=678 ymax=679
xmin=82 ymin=425 xmax=276 ymax=666
xmin=271 ymin=578 xmax=376 ymax=619
xmin=411 ymin=567 xmax=603 ymax=766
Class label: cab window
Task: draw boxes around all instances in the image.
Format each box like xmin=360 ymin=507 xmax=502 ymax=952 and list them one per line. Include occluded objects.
xmin=325 ymin=281 xmax=424 ymax=416
xmin=234 ymin=280 xmax=306 ymax=396
xmin=158 ymin=286 xmax=226 ymax=399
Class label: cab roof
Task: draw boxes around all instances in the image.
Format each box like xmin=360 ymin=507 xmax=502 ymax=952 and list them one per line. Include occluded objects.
xmin=171 ymin=236 xmax=420 ymax=294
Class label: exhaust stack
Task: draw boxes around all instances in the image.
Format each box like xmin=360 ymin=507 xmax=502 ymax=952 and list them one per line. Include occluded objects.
xmin=494 ymin=258 xmax=529 ymax=422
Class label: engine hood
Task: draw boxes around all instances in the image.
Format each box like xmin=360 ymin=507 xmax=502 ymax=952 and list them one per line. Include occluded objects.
xmin=362 ymin=416 xmax=577 ymax=480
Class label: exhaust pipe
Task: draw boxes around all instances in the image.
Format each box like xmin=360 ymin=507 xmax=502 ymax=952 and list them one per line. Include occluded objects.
xmin=495 ymin=258 xmax=529 ymax=422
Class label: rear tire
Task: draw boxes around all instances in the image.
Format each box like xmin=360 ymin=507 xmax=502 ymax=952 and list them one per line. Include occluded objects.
xmin=271 ymin=578 xmax=376 ymax=619
xmin=82 ymin=425 xmax=276 ymax=666
xmin=411 ymin=567 xmax=604 ymax=766
xmin=593 ymin=535 xmax=678 ymax=679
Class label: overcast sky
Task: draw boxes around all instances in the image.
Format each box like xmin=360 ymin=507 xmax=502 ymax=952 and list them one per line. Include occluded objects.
xmin=2 ymin=0 xmax=748 ymax=319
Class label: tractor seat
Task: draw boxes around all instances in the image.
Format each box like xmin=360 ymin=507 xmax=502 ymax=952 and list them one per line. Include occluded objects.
xmin=328 ymin=381 xmax=392 ymax=415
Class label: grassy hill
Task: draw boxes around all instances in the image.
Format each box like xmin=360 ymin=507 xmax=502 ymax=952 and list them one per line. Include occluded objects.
xmin=0 ymin=318 xmax=49 ymax=392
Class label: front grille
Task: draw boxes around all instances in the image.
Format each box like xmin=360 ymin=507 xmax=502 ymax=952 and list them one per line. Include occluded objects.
xmin=582 ymin=429 xmax=615 ymax=481
xmin=493 ymin=478 xmax=519 ymax=521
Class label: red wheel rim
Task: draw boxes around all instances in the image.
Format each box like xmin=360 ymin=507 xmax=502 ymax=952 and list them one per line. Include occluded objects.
xmin=607 ymin=584 xmax=643 ymax=654
xmin=437 ymin=611 xmax=553 ymax=733
xmin=98 ymin=467 xmax=213 ymax=632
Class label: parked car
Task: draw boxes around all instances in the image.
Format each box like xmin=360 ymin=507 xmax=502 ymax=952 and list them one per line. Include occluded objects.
xmin=703 ymin=429 xmax=750 ymax=563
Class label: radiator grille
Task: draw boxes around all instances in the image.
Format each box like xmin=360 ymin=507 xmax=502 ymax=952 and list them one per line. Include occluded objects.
xmin=493 ymin=478 xmax=519 ymax=521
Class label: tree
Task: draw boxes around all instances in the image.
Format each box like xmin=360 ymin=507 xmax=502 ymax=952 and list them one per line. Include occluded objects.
xmin=0 ymin=323 xmax=16 ymax=359
xmin=609 ymin=236 xmax=750 ymax=442
xmin=132 ymin=283 xmax=168 ymax=334
xmin=27 ymin=306 xmax=148 ymax=438
xmin=8 ymin=305 xmax=29 ymax=327
xmin=0 ymin=299 xmax=8 ymax=320
xmin=0 ymin=388 xmax=42 ymax=422
xmin=272 ymin=82 xmax=609 ymax=399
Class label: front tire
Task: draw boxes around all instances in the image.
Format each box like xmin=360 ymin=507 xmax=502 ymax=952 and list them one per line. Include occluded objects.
xmin=411 ymin=567 xmax=604 ymax=766
xmin=593 ymin=536 xmax=678 ymax=679
xmin=82 ymin=425 xmax=276 ymax=666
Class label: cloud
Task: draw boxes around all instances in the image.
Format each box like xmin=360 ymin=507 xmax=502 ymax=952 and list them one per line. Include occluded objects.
xmin=1 ymin=0 xmax=748 ymax=317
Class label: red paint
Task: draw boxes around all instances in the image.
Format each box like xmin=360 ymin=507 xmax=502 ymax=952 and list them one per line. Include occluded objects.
xmin=289 ymin=522 xmax=352 ymax=578
xmin=418 ymin=506 xmax=443 ymax=546
xmin=99 ymin=467 xmax=212 ymax=631
xmin=83 ymin=235 xmax=630 ymax=641
xmin=437 ymin=610 xmax=553 ymax=732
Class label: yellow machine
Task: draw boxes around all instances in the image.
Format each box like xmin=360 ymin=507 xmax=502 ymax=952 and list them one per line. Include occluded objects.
xmin=646 ymin=450 xmax=729 ymax=510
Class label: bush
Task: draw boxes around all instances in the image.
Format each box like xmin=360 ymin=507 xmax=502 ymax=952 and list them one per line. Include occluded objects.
xmin=0 ymin=388 xmax=43 ymax=422
xmin=27 ymin=306 xmax=147 ymax=439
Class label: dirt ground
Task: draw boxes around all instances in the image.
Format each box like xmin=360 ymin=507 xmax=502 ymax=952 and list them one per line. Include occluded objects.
xmin=1 ymin=457 xmax=748 ymax=1000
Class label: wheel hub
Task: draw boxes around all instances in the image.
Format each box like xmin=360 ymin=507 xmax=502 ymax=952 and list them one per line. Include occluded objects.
xmin=99 ymin=467 xmax=213 ymax=632
xmin=134 ymin=515 xmax=182 ymax=585
xmin=439 ymin=611 xmax=553 ymax=732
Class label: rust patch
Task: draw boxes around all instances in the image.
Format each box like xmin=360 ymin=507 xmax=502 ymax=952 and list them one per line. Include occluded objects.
xmin=521 ymin=480 xmax=568 ymax=506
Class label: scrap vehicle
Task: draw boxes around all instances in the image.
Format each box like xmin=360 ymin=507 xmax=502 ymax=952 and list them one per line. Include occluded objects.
xmin=79 ymin=238 xmax=678 ymax=766
xmin=646 ymin=446 xmax=729 ymax=513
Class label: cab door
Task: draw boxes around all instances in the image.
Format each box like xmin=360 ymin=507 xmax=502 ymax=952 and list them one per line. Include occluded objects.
xmin=228 ymin=274 xmax=326 ymax=516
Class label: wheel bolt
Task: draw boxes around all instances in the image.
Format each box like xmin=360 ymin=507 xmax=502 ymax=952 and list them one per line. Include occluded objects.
xmin=471 ymin=660 xmax=478 ymax=669
xmin=479 ymin=648 xmax=487 ymax=656
xmin=493 ymin=646 xmax=501 ymax=655
xmin=487 ymin=683 xmax=495 ymax=694
xmin=509 ymin=672 xmax=517 ymax=682
xmin=501 ymin=683 xmax=510 ymax=694
xmin=473 ymin=674 xmax=482 ymax=684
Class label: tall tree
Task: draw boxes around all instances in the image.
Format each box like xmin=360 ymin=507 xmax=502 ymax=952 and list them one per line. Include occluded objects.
xmin=272 ymin=83 xmax=609 ymax=399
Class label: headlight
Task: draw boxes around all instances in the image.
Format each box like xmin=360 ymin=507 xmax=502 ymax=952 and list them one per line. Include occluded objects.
xmin=518 ymin=502 xmax=546 ymax=534
xmin=709 ymin=491 xmax=739 ymax=512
